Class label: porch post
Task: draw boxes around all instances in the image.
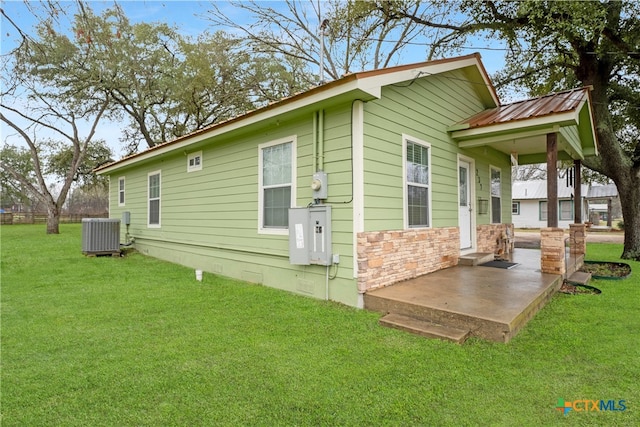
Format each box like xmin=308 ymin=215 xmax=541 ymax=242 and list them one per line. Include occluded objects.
xmin=546 ymin=133 xmax=558 ymax=227
xmin=574 ymin=159 xmax=582 ymax=224
xmin=570 ymin=160 xmax=586 ymax=257
xmin=541 ymin=228 xmax=566 ymax=276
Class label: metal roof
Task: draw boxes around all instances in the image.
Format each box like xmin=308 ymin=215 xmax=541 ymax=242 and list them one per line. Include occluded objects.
xmin=513 ymin=180 xmax=618 ymax=200
xmin=462 ymin=88 xmax=589 ymax=129
xmin=512 ymin=179 xmax=588 ymax=200
xmin=587 ymin=184 xmax=618 ymax=198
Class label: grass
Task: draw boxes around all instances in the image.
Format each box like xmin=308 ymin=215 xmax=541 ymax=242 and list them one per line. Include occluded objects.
xmin=2 ymin=224 xmax=639 ymax=426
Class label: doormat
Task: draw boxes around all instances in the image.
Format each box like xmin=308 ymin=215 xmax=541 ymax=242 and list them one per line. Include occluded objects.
xmin=480 ymin=260 xmax=519 ymax=269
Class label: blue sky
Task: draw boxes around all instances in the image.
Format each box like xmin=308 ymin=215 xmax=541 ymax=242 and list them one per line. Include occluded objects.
xmin=1 ymin=1 xmax=509 ymax=157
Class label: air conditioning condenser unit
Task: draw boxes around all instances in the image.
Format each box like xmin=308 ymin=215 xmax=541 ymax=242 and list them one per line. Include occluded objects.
xmin=82 ymin=218 xmax=121 ymax=255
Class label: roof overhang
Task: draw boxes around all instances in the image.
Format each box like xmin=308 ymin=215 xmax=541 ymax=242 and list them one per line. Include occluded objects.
xmin=97 ymin=53 xmax=498 ymax=175
xmin=449 ymin=89 xmax=598 ymax=165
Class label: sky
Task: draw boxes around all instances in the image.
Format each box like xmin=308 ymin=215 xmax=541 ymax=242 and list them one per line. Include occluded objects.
xmin=1 ymin=0 xmax=510 ymax=158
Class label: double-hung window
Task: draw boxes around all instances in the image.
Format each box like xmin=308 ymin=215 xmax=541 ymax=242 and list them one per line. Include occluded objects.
xmin=404 ymin=136 xmax=431 ymax=228
xmin=148 ymin=171 xmax=161 ymax=227
xmin=118 ymin=177 xmax=125 ymax=206
xmin=259 ymin=137 xmax=295 ymax=233
xmin=512 ymin=201 xmax=520 ymax=215
xmin=559 ymin=200 xmax=573 ymax=221
xmin=539 ymin=201 xmax=548 ymax=221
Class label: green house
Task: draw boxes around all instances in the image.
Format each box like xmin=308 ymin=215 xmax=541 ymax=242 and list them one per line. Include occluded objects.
xmin=97 ymin=54 xmax=597 ymax=308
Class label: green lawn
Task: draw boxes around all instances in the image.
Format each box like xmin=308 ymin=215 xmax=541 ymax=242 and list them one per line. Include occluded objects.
xmin=2 ymin=224 xmax=638 ymax=426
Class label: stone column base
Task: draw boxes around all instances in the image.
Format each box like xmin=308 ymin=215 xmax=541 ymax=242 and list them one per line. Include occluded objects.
xmin=540 ymin=227 xmax=566 ymax=275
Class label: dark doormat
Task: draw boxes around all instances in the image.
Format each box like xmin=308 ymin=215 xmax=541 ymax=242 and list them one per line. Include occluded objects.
xmin=480 ymin=260 xmax=519 ymax=269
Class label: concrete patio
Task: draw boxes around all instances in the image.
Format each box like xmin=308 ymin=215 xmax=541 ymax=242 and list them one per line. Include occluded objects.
xmin=364 ymin=248 xmax=565 ymax=343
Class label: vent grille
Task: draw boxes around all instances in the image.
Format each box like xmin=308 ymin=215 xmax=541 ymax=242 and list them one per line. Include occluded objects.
xmin=82 ymin=218 xmax=120 ymax=254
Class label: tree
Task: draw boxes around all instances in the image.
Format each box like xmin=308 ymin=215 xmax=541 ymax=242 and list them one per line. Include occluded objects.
xmin=375 ymin=0 xmax=640 ymax=260
xmin=16 ymin=2 xmax=311 ymax=154
xmin=45 ymin=139 xmax=113 ymax=188
xmin=1 ymin=6 xmax=109 ymax=234
xmin=205 ymin=0 xmax=454 ymax=82
xmin=0 ymin=145 xmax=37 ymax=211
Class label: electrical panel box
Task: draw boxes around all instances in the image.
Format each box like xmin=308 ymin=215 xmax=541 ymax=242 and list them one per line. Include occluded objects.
xmin=288 ymin=205 xmax=332 ymax=266
xmin=122 ymin=211 xmax=131 ymax=225
xmin=311 ymin=171 xmax=328 ymax=200
xmin=289 ymin=208 xmax=310 ymax=265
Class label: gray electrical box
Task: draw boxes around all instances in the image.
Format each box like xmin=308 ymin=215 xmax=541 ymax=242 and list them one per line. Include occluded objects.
xmin=122 ymin=211 xmax=131 ymax=225
xmin=288 ymin=205 xmax=332 ymax=265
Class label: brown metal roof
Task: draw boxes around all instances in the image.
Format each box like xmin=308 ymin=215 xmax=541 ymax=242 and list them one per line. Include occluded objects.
xmin=462 ymin=87 xmax=590 ymax=129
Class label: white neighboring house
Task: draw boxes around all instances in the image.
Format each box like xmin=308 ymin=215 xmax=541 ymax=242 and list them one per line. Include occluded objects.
xmin=512 ymin=179 xmax=589 ymax=229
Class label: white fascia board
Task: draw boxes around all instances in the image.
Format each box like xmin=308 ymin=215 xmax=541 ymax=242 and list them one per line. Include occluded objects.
xmin=452 ymin=111 xmax=578 ymax=143
xmin=456 ymin=126 xmax=558 ymax=148
xmin=97 ymin=80 xmax=381 ymax=175
xmin=358 ymin=56 xmax=486 ymax=96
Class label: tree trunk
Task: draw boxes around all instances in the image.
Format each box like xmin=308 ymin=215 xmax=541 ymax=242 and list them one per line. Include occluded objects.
xmin=585 ymin=85 xmax=640 ymax=260
xmin=616 ymin=176 xmax=640 ymax=260
xmin=46 ymin=204 xmax=60 ymax=234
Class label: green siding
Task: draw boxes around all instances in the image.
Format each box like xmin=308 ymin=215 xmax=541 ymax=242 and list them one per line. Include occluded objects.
xmin=362 ymin=69 xmax=512 ymax=232
xmin=109 ymin=105 xmax=359 ymax=306
xmin=107 ymin=66 xmax=514 ymax=307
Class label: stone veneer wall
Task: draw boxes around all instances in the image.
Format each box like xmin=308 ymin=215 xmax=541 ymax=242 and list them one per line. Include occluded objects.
xmin=357 ymin=227 xmax=459 ymax=293
xmin=476 ymin=223 xmax=515 ymax=254
xmin=569 ymin=223 xmax=587 ymax=255
xmin=541 ymin=227 xmax=566 ymax=275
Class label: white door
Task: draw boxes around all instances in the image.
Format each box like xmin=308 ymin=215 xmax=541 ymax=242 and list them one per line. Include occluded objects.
xmin=459 ymin=160 xmax=472 ymax=250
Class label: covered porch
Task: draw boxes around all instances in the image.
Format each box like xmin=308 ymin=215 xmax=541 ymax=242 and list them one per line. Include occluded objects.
xmin=450 ymin=87 xmax=599 ymax=278
xmin=362 ymin=88 xmax=599 ymax=343
xmin=364 ymin=247 xmax=584 ymax=343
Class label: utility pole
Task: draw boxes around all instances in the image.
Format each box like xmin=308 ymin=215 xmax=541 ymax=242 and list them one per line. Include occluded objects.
xmin=319 ymin=19 xmax=329 ymax=85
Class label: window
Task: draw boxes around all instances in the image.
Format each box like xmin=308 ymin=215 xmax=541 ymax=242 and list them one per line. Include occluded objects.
xmin=539 ymin=201 xmax=548 ymax=221
xmin=404 ymin=136 xmax=431 ymax=228
xmin=259 ymin=137 xmax=295 ymax=233
xmin=148 ymin=171 xmax=161 ymax=227
xmin=490 ymin=167 xmax=501 ymax=223
xmin=118 ymin=177 xmax=125 ymax=206
xmin=512 ymin=201 xmax=520 ymax=215
xmin=187 ymin=151 xmax=202 ymax=172
xmin=559 ymin=200 xmax=574 ymax=221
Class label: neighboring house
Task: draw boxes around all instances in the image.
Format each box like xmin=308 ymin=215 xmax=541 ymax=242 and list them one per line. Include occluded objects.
xmin=512 ymin=179 xmax=589 ymax=229
xmin=512 ymin=181 xmax=621 ymax=228
xmin=96 ymin=54 xmax=598 ymax=308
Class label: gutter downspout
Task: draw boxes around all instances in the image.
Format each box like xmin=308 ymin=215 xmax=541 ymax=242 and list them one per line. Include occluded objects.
xmin=318 ymin=110 xmax=325 ymax=171
xmin=312 ymin=111 xmax=318 ymax=173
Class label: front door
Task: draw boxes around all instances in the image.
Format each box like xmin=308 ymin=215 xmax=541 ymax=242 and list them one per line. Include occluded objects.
xmin=459 ymin=160 xmax=472 ymax=250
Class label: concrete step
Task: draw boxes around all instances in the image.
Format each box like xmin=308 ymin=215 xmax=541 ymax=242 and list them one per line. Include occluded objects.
xmin=566 ymin=271 xmax=591 ymax=286
xmin=459 ymin=252 xmax=495 ymax=266
xmin=379 ymin=313 xmax=471 ymax=344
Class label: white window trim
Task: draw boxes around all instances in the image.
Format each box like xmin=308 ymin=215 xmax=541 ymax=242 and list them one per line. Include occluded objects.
xmin=187 ymin=151 xmax=203 ymax=172
xmin=118 ymin=176 xmax=125 ymax=207
xmin=257 ymin=136 xmax=297 ymax=235
xmin=147 ymin=170 xmax=161 ymax=228
xmin=490 ymin=165 xmax=502 ymax=224
xmin=402 ymin=134 xmax=432 ymax=229
xmin=512 ymin=201 xmax=520 ymax=215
